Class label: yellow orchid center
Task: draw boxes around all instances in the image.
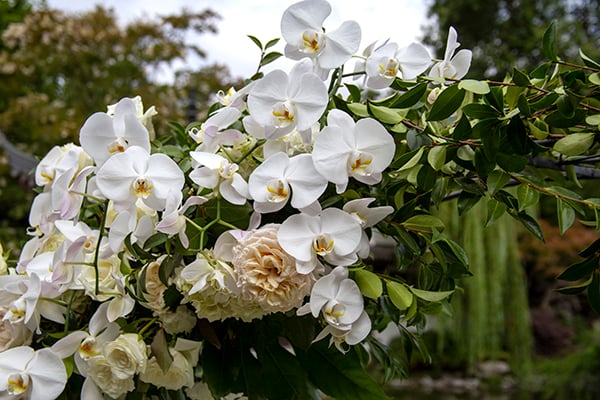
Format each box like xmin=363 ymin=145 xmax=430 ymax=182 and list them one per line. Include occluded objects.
xmin=379 ymin=58 xmax=399 ymax=78
xmin=79 ymin=337 xmax=99 ymax=359
xmin=313 ymin=234 xmax=334 ymax=256
xmin=218 ymin=161 xmax=238 ymax=180
xmin=272 ymin=101 xmax=295 ymax=128
xmin=301 ymin=29 xmax=325 ymax=54
xmin=324 ymin=300 xmax=346 ymax=325
xmin=349 ymin=151 xmax=373 ymax=175
xmin=132 ymin=177 xmax=153 ymax=198
xmin=107 ymin=137 xmax=129 ymax=154
xmin=266 ymin=179 xmax=289 ymax=202
xmin=7 ymin=372 xmax=29 ymax=395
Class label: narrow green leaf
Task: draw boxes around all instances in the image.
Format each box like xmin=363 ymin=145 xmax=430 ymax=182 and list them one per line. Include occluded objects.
xmin=579 ymin=48 xmax=600 ymax=69
xmin=556 ymin=256 xmax=598 ymax=281
xmin=557 ymin=198 xmax=576 ymax=235
xmin=579 ymin=237 xmax=600 ymax=258
xmin=458 ymin=79 xmax=490 ymax=94
xmin=512 ymin=67 xmax=531 ymax=86
xmin=368 ymin=103 xmax=404 ymax=124
xmin=264 ymin=37 xmax=280 ymax=49
xmin=553 ymin=132 xmax=595 ymax=156
xmin=485 ymin=199 xmax=507 ymax=227
xmin=556 ymin=276 xmax=593 ymax=294
xmin=410 ymin=287 xmax=454 ymax=302
xmin=390 ymin=82 xmax=428 ymax=108
xmin=487 ymin=170 xmax=511 ymax=195
xmin=427 ymin=85 xmax=466 ymax=121
xmin=517 ymin=184 xmax=540 ymax=211
xmin=345 ymin=83 xmax=362 ymax=103
xmin=260 ymin=51 xmax=283 ymax=67
xmin=517 ymin=92 xmax=531 ymax=117
xmin=462 ymin=103 xmax=501 ymax=120
xmin=515 ymin=212 xmax=545 ymax=241
xmin=402 ymin=214 xmax=445 ymax=232
xmin=396 ymin=147 xmax=424 ymax=171
xmin=354 ymin=269 xmax=383 ymax=299
xmin=427 ymin=146 xmax=446 ymax=171
xmin=247 ymin=34 xmax=263 ymax=49
xmin=542 ymin=21 xmax=559 ymax=61
xmin=387 ymin=281 xmax=413 ymax=311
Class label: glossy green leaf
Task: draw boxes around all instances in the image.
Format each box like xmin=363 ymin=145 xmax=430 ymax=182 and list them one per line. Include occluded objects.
xmin=402 ymin=214 xmax=445 ymax=232
xmin=485 ymin=199 xmax=507 ymax=227
xmin=463 ymin=103 xmax=501 ymax=120
xmin=517 ymin=92 xmax=531 ymax=117
xmin=487 ymin=170 xmax=511 ymax=195
xmin=579 ymin=48 xmax=600 ymax=69
xmin=368 ymin=103 xmax=404 ymax=124
xmin=427 ymin=146 xmax=446 ymax=171
xmin=390 ymin=82 xmax=427 ymax=108
xmin=517 ymin=184 xmax=540 ymax=211
xmin=579 ymin=237 xmax=600 ymax=258
xmin=556 ymin=276 xmax=593 ymax=294
xmin=396 ymin=147 xmax=424 ymax=171
xmin=347 ymin=103 xmax=370 ymax=118
xmin=553 ymin=132 xmax=595 ymax=156
xmin=512 ymin=67 xmax=531 ymax=87
xmin=345 ymin=83 xmax=362 ymax=102
xmin=557 ymin=198 xmax=576 ymax=235
xmin=428 ymin=85 xmax=465 ymax=121
xmin=542 ymin=21 xmax=558 ymax=61
xmin=589 ymin=72 xmax=600 ymax=86
xmin=458 ymin=79 xmax=490 ymax=94
xmin=354 ymin=269 xmax=383 ymax=299
xmin=515 ymin=211 xmax=545 ymax=241
xmin=260 ymin=51 xmax=283 ymax=67
xmin=247 ymin=34 xmax=262 ymax=49
xmin=387 ymin=281 xmax=414 ymax=311
xmin=410 ymin=287 xmax=454 ymax=302
xmin=556 ymin=256 xmax=598 ymax=281
xmin=264 ymin=37 xmax=280 ymax=49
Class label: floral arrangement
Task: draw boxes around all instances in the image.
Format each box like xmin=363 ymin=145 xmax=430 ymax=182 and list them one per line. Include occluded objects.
xmin=1 ymin=0 xmax=599 ymax=399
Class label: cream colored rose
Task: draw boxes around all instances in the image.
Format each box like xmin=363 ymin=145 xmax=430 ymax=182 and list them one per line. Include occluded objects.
xmin=141 ymin=256 xmax=168 ymax=313
xmin=87 ymin=355 xmax=135 ymax=399
xmin=139 ymin=349 xmax=193 ymax=390
xmin=232 ymin=225 xmax=316 ymax=314
xmin=103 ymin=333 xmax=147 ymax=379
xmin=79 ymin=254 xmax=121 ymax=301
xmin=0 ymin=306 xmax=32 ymax=351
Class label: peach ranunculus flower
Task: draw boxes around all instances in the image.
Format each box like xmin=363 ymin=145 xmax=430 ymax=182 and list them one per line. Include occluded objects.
xmin=232 ymin=225 xmax=316 ymax=314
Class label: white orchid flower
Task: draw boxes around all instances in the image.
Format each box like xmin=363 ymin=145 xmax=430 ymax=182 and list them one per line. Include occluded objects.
xmin=35 ymin=143 xmax=92 ymax=189
xmin=312 ymin=110 xmax=395 ymax=193
xmin=313 ymin=310 xmax=372 ymax=351
xmin=51 ymin=165 xmax=94 ymax=220
xmin=156 ymin=190 xmax=208 ymax=248
xmin=106 ymin=206 xmax=156 ymax=256
xmin=107 ymin=95 xmax=158 ymax=140
xmin=278 ymin=208 xmax=362 ymax=273
xmin=343 ymin=198 xmax=394 ymax=258
xmin=95 ymin=145 xmax=184 ymax=212
xmin=429 ymin=26 xmax=472 ymax=81
xmin=80 ymin=97 xmax=151 ymax=166
xmin=0 ymin=346 xmax=67 ymax=400
xmin=281 ymin=0 xmax=361 ymax=77
xmin=189 ymin=151 xmax=249 ymax=205
xmin=247 ymin=59 xmax=328 ymax=141
xmin=248 ymin=152 xmax=327 ymax=214
xmin=365 ymin=42 xmax=431 ymax=88
xmin=189 ymin=107 xmax=244 ymax=153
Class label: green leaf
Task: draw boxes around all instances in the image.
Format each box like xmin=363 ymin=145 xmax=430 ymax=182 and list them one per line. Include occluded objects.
xmin=542 ymin=21 xmax=559 ymax=61
xmin=387 ymin=281 xmax=414 ymax=311
xmin=396 ymin=147 xmax=424 ymax=171
xmin=556 ymin=276 xmax=593 ymax=294
xmin=588 ymin=271 xmax=600 ymax=315
xmin=345 ymin=83 xmax=362 ymax=103
xmin=514 ymin=211 xmax=545 ymax=241
xmin=589 ymin=72 xmax=600 ymax=86
xmin=487 ymin=170 xmax=511 ymax=195
xmin=579 ymin=49 xmax=600 ymax=69
xmin=150 ymin=329 xmax=173 ymax=373
xmin=390 ymin=82 xmax=427 ymax=108
xmin=458 ymin=79 xmax=490 ymax=94
xmin=410 ymin=287 xmax=454 ymax=302
xmin=485 ymin=199 xmax=507 ymax=227
xmin=553 ymin=132 xmax=595 ymax=156
xmin=402 ymin=214 xmax=445 ymax=232
xmin=579 ymin=237 xmax=600 ymax=258
xmin=557 ymin=198 xmax=576 ymax=235
xmin=260 ymin=51 xmax=283 ymax=67
xmin=347 ymin=103 xmax=370 ymax=118
xmin=512 ymin=67 xmax=531 ymax=86
xmin=556 ymin=256 xmax=598 ymax=281
xmin=427 ymin=146 xmax=446 ymax=171
xmin=517 ymin=92 xmax=531 ymax=117
xmin=427 ymin=85 xmax=466 ymax=121
xmin=368 ymin=103 xmax=404 ymax=124
xmin=264 ymin=37 xmax=280 ymax=49
xmin=517 ymin=184 xmax=540 ymax=211
xmin=462 ymin=103 xmax=501 ymax=120
xmin=297 ymin=342 xmax=390 ymax=400
xmin=247 ymin=34 xmax=263 ymax=50
xmin=354 ymin=269 xmax=383 ymax=299
xmin=545 ymin=108 xmax=586 ymax=128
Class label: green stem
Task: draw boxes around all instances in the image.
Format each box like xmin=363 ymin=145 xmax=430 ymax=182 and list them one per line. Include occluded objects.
xmin=64 ymin=290 xmax=76 ymax=333
xmin=93 ymin=200 xmax=110 ymax=296
xmin=137 ymin=317 xmax=158 ymax=338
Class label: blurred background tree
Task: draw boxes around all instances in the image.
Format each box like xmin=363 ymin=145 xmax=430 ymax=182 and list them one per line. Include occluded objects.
xmin=0 ymin=1 xmax=241 ymax=251
xmin=421 ymin=0 xmax=600 ymax=79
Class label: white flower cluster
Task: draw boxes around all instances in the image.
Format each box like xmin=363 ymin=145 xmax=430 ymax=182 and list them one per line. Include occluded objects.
xmin=0 ymin=0 xmax=473 ymax=398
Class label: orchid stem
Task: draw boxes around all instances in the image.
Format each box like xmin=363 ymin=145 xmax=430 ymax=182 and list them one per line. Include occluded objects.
xmin=93 ymin=200 xmax=109 ymax=296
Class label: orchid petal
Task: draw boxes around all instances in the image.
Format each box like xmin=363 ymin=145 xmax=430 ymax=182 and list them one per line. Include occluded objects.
xmin=278 ymin=213 xmax=321 ymax=262
xmin=319 ymin=20 xmax=361 ymax=69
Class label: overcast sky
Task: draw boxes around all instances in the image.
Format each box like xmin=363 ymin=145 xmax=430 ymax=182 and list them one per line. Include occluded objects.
xmin=46 ymin=0 xmax=429 ymax=81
